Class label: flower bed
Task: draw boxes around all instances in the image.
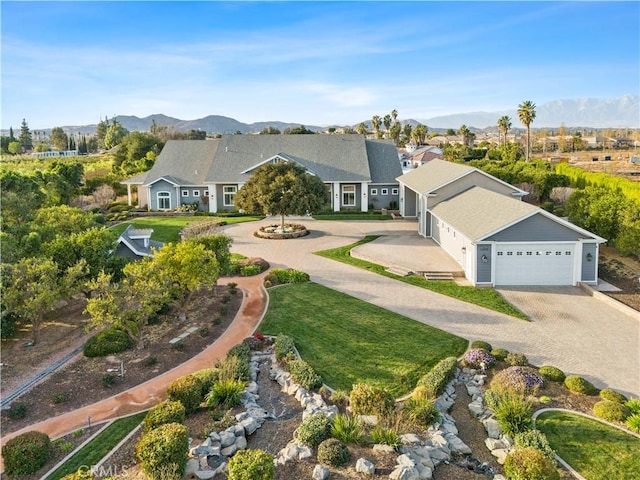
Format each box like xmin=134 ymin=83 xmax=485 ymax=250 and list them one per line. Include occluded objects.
xmin=254 ymin=223 xmax=309 ymax=239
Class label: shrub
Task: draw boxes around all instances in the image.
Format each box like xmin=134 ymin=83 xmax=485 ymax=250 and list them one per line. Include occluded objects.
xmin=317 ymin=438 xmax=351 ymax=467
xmin=403 ymin=396 xmax=440 ymax=427
xmin=144 ymin=401 xmax=186 ymax=433
xmin=228 ymin=282 xmax=238 ymax=294
xmin=599 ymin=388 xmax=628 ymax=404
xmin=288 ymin=358 xmax=322 ymax=390
xmin=463 ymin=348 xmax=496 ymax=369
xmin=625 ymin=414 xmax=640 ymax=433
xmin=199 ymin=327 xmax=210 ymax=337
xmin=506 ymin=352 xmax=529 ymax=366
xmin=296 ymin=413 xmax=332 ymax=447
xmin=243 ymin=335 xmax=262 ymax=350
xmin=564 ymin=375 xmax=598 ymax=395
xmin=593 ymin=400 xmax=630 ymax=422
xmin=52 ymin=391 xmax=72 ymax=404
xmin=205 ymin=379 xmax=245 ymax=409
xmin=192 ymin=368 xmax=219 ymax=397
xmin=492 ymin=366 xmax=545 ymax=395
xmin=171 ymin=340 xmax=185 ymax=351
xmin=270 ymin=268 xmax=310 ymax=284
xmin=487 ymin=391 xmax=533 ymax=437
xmin=61 ymin=470 xmax=94 ymax=480
xmin=331 ymin=414 xmax=366 ymax=445
xmin=206 ymin=409 xmax=236 ymax=434
xmin=626 ymin=398 xmax=640 ymax=415
xmin=2 ymin=430 xmax=51 ymax=475
xmin=514 ymin=430 xmax=556 ymax=463
xmin=330 ymin=389 xmax=350 ymax=407
xmin=227 ymin=448 xmax=275 ymax=480
xmin=416 ymin=356 xmax=458 ymax=398
xmin=136 ymin=422 xmax=189 ymax=480
xmin=369 ymin=425 xmax=401 ymax=449
xmin=470 ymin=340 xmax=493 ymax=351
xmin=539 ymin=395 xmax=552 ymax=404
xmin=59 ymin=441 xmax=74 ymax=453
xmin=83 ymin=327 xmax=133 ymax=357
xmin=217 ymin=352 xmax=250 ymax=383
xmin=167 ymin=374 xmax=204 ymax=414
xmin=102 ymin=373 xmax=117 ymax=388
xmin=349 ymin=383 xmax=395 ymax=418
xmin=538 ymin=366 xmax=565 ymax=383
xmin=7 ymin=402 xmax=27 ymax=419
xmin=143 ymin=356 xmax=158 ymax=367
xmin=274 ymin=334 xmax=296 ymax=362
xmin=491 ymin=348 xmax=509 ymax=361
xmin=240 ymin=265 xmax=262 ymax=276
xmin=504 ymin=447 xmax=561 ymax=480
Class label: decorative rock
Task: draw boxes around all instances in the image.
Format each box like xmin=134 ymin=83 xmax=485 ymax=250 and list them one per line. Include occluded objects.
xmin=491 ymin=448 xmax=510 ymax=465
xmin=235 ymin=436 xmax=247 ymax=450
xmin=501 ymin=434 xmax=514 ymax=447
xmin=185 ymin=458 xmax=199 ymax=475
xmin=415 ymin=464 xmax=433 ymax=479
xmin=396 ymin=454 xmax=416 ymax=468
xmin=221 ymin=444 xmax=238 ymax=457
xmin=485 ymin=437 xmax=507 ymax=451
xmin=468 ymin=400 xmax=485 ymax=418
xmin=298 ymin=445 xmax=313 ymax=460
xmin=482 ymin=418 xmax=502 ymax=439
xmin=240 ymin=417 xmax=258 ymax=435
xmin=312 ymin=464 xmax=330 ymax=480
xmin=356 ymin=458 xmax=376 ymax=474
xmin=209 ymin=431 xmax=220 ymax=442
xmin=408 ymin=447 xmax=435 ymax=470
xmin=444 ymin=433 xmax=472 ymax=455
xmin=422 ymin=446 xmax=450 ymax=464
xmin=199 ymin=456 xmax=209 ymax=470
xmin=219 ymin=431 xmax=236 ymax=448
xmin=373 ymin=444 xmax=396 ymax=453
xmin=400 ymin=433 xmax=422 ymax=445
xmin=357 ymin=415 xmax=378 ymax=426
xmin=493 ymin=475 xmax=506 ymax=480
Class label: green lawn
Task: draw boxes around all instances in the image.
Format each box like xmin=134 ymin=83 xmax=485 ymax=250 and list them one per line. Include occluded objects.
xmin=536 ymin=411 xmax=640 ymax=480
xmin=46 ymin=411 xmax=147 ymax=480
xmin=315 ymin=235 xmax=527 ymax=320
xmin=109 ymin=215 xmax=262 ymax=243
xmin=259 ymin=282 xmax=468 ymax=396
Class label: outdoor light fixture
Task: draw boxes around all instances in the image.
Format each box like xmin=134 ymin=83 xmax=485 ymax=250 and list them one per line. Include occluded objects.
xmin=481 ymin=254 xmax=488 ymax=263
xmin=586 ymin=252 xmax=593 ymax=262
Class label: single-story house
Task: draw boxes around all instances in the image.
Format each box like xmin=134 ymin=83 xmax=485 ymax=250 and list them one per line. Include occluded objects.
xmin=397 ymin=159 xmax=605 ymax=287
xmin=122 ymin=135 xmax=402 ymax=213
xmin=115 ymin=225 xmax=164 ymax=259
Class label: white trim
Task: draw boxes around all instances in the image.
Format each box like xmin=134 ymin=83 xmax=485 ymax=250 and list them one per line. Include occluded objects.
xmin=381 ymin=188 xmax=389 ymax=195
xmin=117 ymin=237 xmax=153 ymax=257
xmin=156 ymin=191 xmax=171 ymax=210
xmin=240 ymin=154 xmax=317 ymax=176
xmin=182 ymin=190 xmax=189 ymax=197
xmin=392 ymin=187 xmax=399 ymax=195
xmin=425 ymin=168 xmax=529 ymax=197
xmin=342 ymin=184 xmax=356 ymax=207
xmin=144 ymin=176 xmax=180 ymax=187
xmin=370 ymin=188 xmax=378 ymax=196
xmin=223 ymin=185 xmax=237 ymax=207
xmin=192 ymin=190 xmax=200 ymax=197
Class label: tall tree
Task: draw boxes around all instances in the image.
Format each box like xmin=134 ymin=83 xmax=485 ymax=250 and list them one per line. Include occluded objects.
xmin=95 ymin=117 xmax=109 ymax=149
xmin=383 ymin=114 xmax=392 ymax=136
xmin=104 ymin=119 xmax=129 ymax=149
xmin=518 ymin=100 xmax=537 ymax=161
xmin=497 ymin=116 xmax=512 ymax=148
xmin=260 ymin=126 xmax=281 ymax=135
xmin=412 ymin=124 xmax=427 ymax=145
xmin=356 ymin=122 xmax=368 ymax=135
xmin=50 ymin=127 xmax=68 ymax=151
xmin=19 ymin=118 xmax=33 ymax=151
xmin=390 ymin=122 xmax=402 ymax=146
xmin=371 ymin=116 xmax=382 ymax=139
xmin=235 ymin=162 xmax=329 ymax=231
xmin=9 ymin=127 xmax=15 ymax=142
xmin=458 ymin=125 xmax=472 ymax=147
xmin=403 ymin=123 xmax=412 ymax=140
xmin=391 ymin=109 xmax=398 ymax=123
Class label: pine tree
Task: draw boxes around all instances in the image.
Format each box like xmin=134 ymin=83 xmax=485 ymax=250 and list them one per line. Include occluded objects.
xmin=9 ymin=127 xmax=15 ymax=142
xmin=19 ymin=119 xmax=33 ymax=151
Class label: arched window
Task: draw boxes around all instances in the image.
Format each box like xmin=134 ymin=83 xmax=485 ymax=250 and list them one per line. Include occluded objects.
xmin=157 ymin=191 xmax=171 ymax=210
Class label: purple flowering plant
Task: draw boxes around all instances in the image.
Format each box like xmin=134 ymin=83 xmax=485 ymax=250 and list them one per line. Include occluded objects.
xmin=463 ymin=348 xmax=496 ymax=369
xmin=492 ymin=366 xmax=545 ymax=395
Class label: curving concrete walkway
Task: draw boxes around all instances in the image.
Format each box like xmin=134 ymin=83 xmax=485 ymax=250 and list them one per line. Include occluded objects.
xmin=221 ymin=218 xmax=640 ymax=397
xmin=1 ymin=274 xmax=268 ymax=446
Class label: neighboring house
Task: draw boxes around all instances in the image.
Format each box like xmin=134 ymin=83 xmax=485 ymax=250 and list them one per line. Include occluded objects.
xmin=122 ymin=135 xmax=402 ymax=213
xmin=397 ymin=159 xmax=605 ymax=287
xmin=115 ymin=225 xmax=164 ymax=259
xmin=409 ymin=146 xmax=443 ymax=168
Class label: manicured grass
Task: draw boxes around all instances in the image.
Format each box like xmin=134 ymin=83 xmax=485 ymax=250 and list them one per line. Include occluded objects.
xmin=46 ymin=411 xmax=147 ymax=480
xmin=312 ymin=213 xmax=393 ymax=220
xmin=260 ymin=282 xmax=468 ymax=396
xmin=536 ymin=410 xmax=640 ymax=480
xmin=109 ymin=215 xmax=262 ymax=243
xmin=315 ymin=235 xmax=527 ymax=320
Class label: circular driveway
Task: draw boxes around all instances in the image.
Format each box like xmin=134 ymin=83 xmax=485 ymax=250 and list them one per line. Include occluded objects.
xmin=222 ymin=217 xmax=640 ymax=397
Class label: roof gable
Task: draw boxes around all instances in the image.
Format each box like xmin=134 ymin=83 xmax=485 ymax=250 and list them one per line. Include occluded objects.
xmin=141 ymin=140 xmax=220 ymax=187
xmin=240 ymin=153 xmax=318 ymax=176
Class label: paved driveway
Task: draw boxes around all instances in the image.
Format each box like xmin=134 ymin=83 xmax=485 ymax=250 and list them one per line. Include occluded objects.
xmin=222 ymin=218 xmax=640 ymax=397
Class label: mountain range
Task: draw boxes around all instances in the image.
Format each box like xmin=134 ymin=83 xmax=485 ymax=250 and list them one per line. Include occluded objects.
xmin=9 ymin=95 xmax=639 ymax=136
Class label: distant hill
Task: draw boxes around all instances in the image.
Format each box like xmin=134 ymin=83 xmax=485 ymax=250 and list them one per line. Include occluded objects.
xmin=417 ymin=95 xmax=639 ymax=129
xmin=6 ymin=95 xmax=637 ymax=136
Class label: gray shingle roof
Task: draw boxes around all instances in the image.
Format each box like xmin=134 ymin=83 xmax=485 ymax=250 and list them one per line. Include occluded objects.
xmin=430 ymin=186 xmax=538 ymax=241
xmin=117 ymin=225 xmax=163 ymax=257
xmin=397 ymin=159 xmax=476 ymax=193
xmin=143 ymin=140 xmax=220 ymax=186
xmin=365 ymin=139 xmax=403 ymax=183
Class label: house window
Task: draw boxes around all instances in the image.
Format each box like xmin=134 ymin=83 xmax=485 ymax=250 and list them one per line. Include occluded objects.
xmin=517 ymin=252 xmax=523 ymax=256
xmin=193 ymin=190 xmax=200 ymax=197
xmin=381 ymin=188 xmax=389 ymax=195
xmin=204 ymin=190 xmax=209 ymax=197
xmin=342 ymin=185 xmax=356 ymax=206
xmin=497 ymin=252 xmax=503 ymax=256
xmin=556 ymin=251 xmax=561 ymax=255
xmin=507 ymin=252 xmax=513 ymax=256
xmin=392 ymin=188 xmax=399 ymax=195
xmin=526 ymin=251 xmax=532 ymax=256
xmin=223 ymin=186 xmax=237 ymax=206
xmin=565 ymin=251 xmax=572 ymax=255
xmin=157 ymin=191 xmax=171 ymax=210
xmin=370 ymin=188 xmax=378 ymax=196
xmin=545 ymin=251 xmax=551 ymax=256
xmin=182 ymin=190 xmax=189 ymax=197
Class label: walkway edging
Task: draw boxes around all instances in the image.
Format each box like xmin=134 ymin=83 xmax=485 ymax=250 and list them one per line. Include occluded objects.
xmin=578 ymin=283 xmax=640 ymax=321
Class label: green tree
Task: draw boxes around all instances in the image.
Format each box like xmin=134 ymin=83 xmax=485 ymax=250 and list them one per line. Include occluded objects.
xmin=390 ymin=122 xmax=402 ymax=146
xmin=187 ymin=129 xmax=206 ymax=140
xmin=565 ymin=186 xmax=626 ymax=242
xmin=104 ymin=119 xmax=129 ymax=149
xmin=8 ymin=141 xmax=21 ymax=154
xmin=391 ymin=109 xmax=398 ymax=123
xmin=497 ymin=116 xmax=512 ymax=148
xmin=383 ymin=114 xmax=392 ymax=136
xmin=403 ymin=123 xmax=412 ymax=140
xmin=356 ymin=122 xmax=368 ymax=135
xmin=1 ymin=258 xmax=85 ymax=344
xmin=235 ymin=162 xmax=329 ymax=231
xmin=260 ymin=126 xmax=281 ymax=135
xmin=518 ymin=100 xmax=537 ymax=162
xmin=9 ymin=126 xmax=15 ymax=142
xmin=458 ymin=125 xmax=472 ymax=147
xmin=19 ymin=118 xmax=33 ymax=151
xmin=32 ymin=205 xmax=98 ymax=243
xmin=282 ymin=125 xmax=314 ymax=134
xmin=112 ymin=131 xmax=164 ymax=175
xmin=371 ymin=115 xmax=382 ymax=139
xmin=412 ymin=124 xmax=427 ymax=145
xmin=44 ymin=161 xmax=84 ymax=204
xmin=50 ymin=127 xmax=68 ymax=151
xmin=95 ymin=117 xmax=109 ymax=149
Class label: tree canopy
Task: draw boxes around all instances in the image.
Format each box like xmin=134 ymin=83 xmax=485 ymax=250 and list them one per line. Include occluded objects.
xmin=235 ymin=162 xmax=329 ymax=229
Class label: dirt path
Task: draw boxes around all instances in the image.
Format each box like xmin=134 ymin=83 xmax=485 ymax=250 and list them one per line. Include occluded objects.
xmin=0 ymin=274 xmax=268 ymax=450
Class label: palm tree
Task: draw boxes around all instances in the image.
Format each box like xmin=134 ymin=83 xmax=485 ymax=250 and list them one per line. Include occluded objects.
xmin=458 ymin=125 xmax=472 ymax=147
xmin=372 ymin=115 xmax=382 ymax=139
xmin=357 ymin=122 xmax=368 ymax=136
xmin=497 ymin=115 xmax=512 ymax=148
xmin=518 ymin=101 xmax=536 ymax=161
xmin=391 ymin=109 xmax=398 ymax=123
xmin=383 ymin=114 xmax=392 ymax=136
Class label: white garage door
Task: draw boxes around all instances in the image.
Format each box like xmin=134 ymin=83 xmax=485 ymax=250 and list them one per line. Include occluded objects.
xmin=494 ymin=243 xmax=575 ymax=286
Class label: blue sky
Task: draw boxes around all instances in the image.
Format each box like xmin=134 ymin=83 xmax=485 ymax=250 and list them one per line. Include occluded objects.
xmin=2 ymin=1 xmax=638 ymax=129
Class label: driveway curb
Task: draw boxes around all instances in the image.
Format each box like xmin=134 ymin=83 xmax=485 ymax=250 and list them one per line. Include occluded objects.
xmin=579 ymin=283 xmax=640 ymax=321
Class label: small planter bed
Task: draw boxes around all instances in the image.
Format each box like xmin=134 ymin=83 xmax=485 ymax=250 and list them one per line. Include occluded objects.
xmin=255 ymin=223 xmax=309 ymax=239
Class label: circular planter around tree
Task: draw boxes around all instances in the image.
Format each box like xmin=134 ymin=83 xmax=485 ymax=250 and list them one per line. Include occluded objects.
xmin=254 ymin=223 xmax=309 ymax=239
